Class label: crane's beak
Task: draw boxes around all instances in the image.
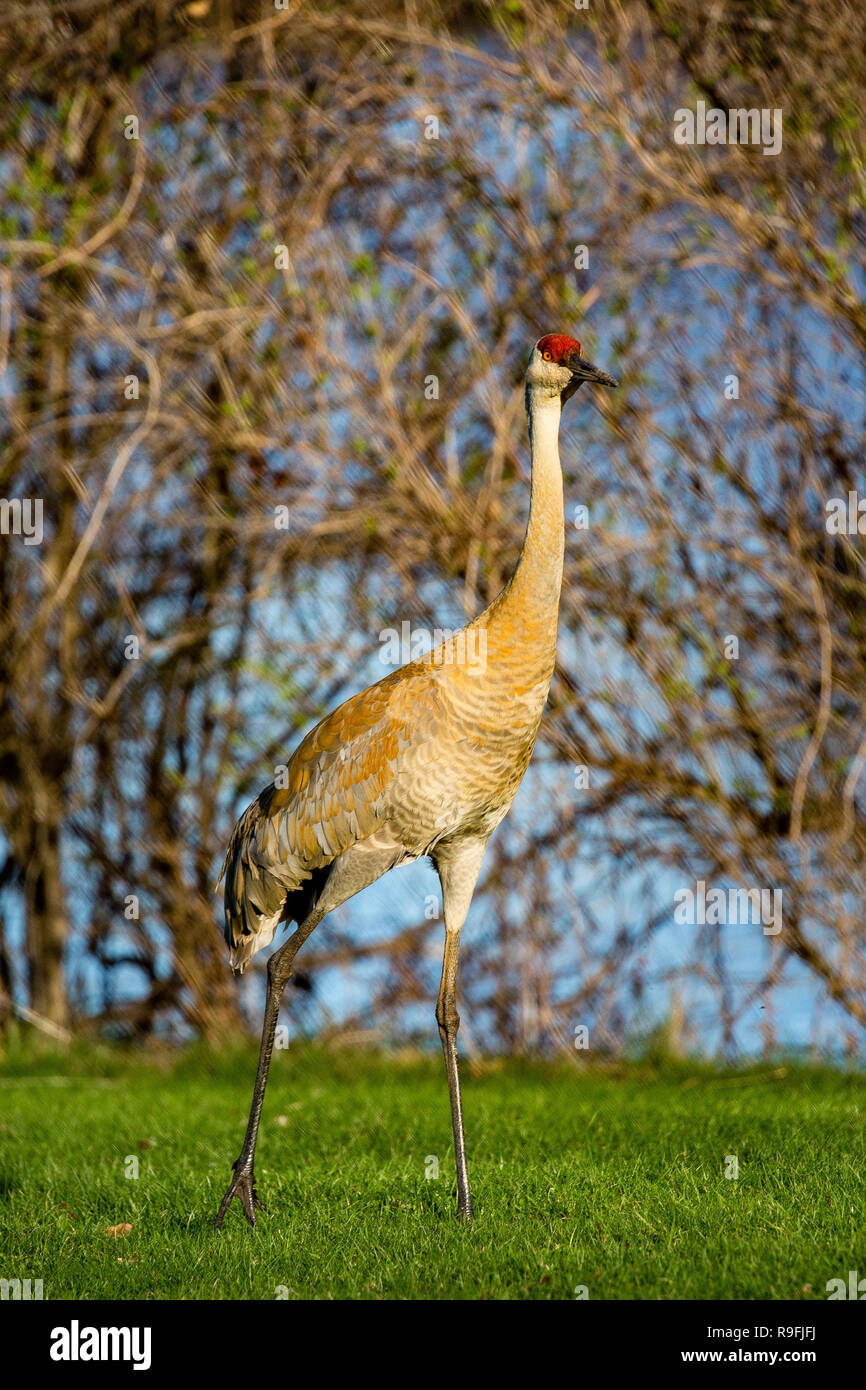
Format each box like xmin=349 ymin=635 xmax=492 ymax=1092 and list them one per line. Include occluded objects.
xmin=564 ymin=350 xmax=619 ymax=389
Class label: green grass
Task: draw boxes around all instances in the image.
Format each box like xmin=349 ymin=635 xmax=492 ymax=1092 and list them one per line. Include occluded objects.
xmin=0 ymin=1043 xmax=864 ymax=1299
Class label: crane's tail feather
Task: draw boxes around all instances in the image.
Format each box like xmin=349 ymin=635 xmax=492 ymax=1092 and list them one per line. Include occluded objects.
xmin=220 ymin=802 xmax=297 ymax=974
xmin=228 ymin=903 xmax=284 ymax=975
xmin=220 ymin=797 xmax=332 ymax=974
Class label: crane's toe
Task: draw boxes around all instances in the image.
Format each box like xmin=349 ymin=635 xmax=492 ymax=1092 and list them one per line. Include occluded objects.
xmin=215 ymin=1160 xmax=265 ymax=1230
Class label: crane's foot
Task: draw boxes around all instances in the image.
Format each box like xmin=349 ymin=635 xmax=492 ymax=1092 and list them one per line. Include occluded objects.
xmin=214 ymin=1158 xmax=265 ymax=1231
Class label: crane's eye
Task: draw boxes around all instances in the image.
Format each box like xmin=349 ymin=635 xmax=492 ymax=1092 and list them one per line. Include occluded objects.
xmin=542 ymin=350 xmax=553 ymax=361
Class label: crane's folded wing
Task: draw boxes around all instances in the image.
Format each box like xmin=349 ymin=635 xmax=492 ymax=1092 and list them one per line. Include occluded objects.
xmin=219 ymin=662 xmax=444 ymax=965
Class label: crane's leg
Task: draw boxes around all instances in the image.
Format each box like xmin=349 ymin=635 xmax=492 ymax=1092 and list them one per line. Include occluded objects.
xmin=435 ymin=838 xmax=487 ymax=1222
xmin=436 ymin=927 xmax=473 ymax=1220
xmin=215 ymin=909 xmax=321 ymax=1230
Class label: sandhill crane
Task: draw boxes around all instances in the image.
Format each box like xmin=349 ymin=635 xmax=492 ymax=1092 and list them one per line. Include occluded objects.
xmin=214 ymin=333 xmax=619 ymax=1228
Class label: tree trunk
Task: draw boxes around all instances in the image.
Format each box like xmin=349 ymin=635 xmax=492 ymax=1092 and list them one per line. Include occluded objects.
xmin=24 ymin=814 xmax=69 ymax=1029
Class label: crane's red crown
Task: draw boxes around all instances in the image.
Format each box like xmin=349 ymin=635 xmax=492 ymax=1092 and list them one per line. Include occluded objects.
xmin=536 ymin=333 xmax=582 ymax=363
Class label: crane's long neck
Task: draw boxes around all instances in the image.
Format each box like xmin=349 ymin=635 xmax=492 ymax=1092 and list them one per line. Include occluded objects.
xmin=488 ymin=385 xmax=564 ymax=662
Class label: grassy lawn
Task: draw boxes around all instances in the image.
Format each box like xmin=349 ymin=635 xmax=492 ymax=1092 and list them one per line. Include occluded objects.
xmin=0 ymin=1043 xmax=863 ymax=1300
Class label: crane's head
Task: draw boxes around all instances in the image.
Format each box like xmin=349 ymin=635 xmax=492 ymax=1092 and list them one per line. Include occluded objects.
xmin=527 ymin=333 xmax=619 ymax=404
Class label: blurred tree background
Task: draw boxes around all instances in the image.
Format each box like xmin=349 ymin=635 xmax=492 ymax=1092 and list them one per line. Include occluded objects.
xmin=0 ymin=0 xmax=864 ymax=1058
